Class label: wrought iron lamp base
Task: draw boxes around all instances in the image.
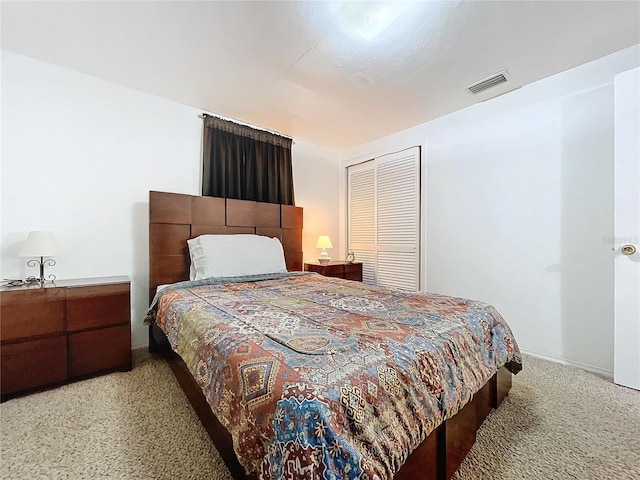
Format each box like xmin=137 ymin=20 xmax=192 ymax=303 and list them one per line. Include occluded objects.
xmin=26 ymin=257 xmax=57 ymax=285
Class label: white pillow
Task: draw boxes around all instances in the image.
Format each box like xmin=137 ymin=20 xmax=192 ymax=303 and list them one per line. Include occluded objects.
xmin=187 ymin=234 xmax=288 ymax=280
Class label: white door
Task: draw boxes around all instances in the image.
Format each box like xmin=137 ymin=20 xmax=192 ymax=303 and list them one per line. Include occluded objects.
xmin=613 ymin=67 xmax=640 ymax=391
xmin=347 ymin=147 xmax=421 ymax=291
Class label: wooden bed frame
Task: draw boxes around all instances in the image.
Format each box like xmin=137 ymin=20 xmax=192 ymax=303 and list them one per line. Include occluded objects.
xmin=147 ymin=190 xmax=512 ymax=480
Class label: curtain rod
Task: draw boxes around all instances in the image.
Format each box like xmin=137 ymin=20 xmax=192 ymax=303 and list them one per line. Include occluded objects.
xmin=198 ymin=113 xmax=294 ymax=143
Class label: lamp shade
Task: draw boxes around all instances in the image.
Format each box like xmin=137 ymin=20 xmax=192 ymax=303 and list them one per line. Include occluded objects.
xmin=19 ymin=231 xmax=61 ymax=257
xmin=315 ymin=236 xmax=333 ymax=249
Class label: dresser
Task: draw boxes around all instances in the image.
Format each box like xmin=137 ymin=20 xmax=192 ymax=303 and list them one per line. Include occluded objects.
xmin=0 ymin=276 xmax=131 ymax=399
xmin=304 ymin=261 xmax=363 ymax=282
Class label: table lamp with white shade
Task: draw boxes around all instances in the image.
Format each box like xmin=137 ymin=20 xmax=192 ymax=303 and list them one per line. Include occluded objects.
xmin=19 ymin=231 xmax=61 ymax=285
xmin=316 ymin=235 xmax=333 ymax=265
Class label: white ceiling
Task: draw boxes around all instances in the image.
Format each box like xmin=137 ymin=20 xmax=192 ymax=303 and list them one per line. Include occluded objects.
xmin=2 ymin=1 xmax=639 ymax=149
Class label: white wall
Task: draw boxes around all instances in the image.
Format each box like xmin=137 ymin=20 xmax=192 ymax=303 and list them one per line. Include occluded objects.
xmin=291 ymin=141 xmax=341 ymax=263
xmin=1 ymin=51 xmax=340 ymax=348
xmin=340 ymin=44 xmax=640 ymax=376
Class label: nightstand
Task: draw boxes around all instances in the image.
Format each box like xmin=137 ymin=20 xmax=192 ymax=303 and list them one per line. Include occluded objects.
xmin=0 ymin=276 xmax=131 ymax=399
xmin=304 ymin=261 xmax=363 ymax=282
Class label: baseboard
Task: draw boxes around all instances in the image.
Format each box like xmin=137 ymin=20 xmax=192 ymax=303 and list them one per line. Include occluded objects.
xmin=520 ymin=348 xmax=614 ymax=380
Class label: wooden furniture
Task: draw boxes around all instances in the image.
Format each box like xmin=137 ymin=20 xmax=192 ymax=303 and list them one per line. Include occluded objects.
xmin=149 ymin=190 xmax=302 ymax=302
xmin=1 ymin=276 xmax=131 ymax=399
xmin=148 ymin=191 xmax=513 ymax=480
xmin=305 ymin=261 xmax=363 ymax=281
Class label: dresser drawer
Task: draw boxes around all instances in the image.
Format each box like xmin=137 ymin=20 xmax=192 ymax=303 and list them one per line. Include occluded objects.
xmin=344 ymin=263 xmax=363 ymax=281
xmin=0 ymin=277 xmax=131 ymax=399
xmin=0 ymin=288 xmax=66 ymax=342
xmin=66 ymin=283 xmax=130 ymax=332
xmin=304 ymin=262 xmax=363 ymax=282
xmin=1 ymin=335 xmax=67 ymax=395
xmin=316 ymin=264 xmax=344 ymax=277
xmin=68 ymin=323 xmax=131 ymax=378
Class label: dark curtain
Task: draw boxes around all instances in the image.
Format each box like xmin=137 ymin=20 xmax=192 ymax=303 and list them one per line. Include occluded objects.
xmin=202 ymin=114 xmax=295 ymax=205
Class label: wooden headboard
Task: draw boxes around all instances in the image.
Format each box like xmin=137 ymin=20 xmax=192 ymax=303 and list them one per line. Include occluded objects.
xmin=148 ymin=190 xmax=303 ymax=301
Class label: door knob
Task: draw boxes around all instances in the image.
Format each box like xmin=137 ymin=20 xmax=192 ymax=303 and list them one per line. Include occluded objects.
xmin=621 ymin=244 xmax=637 ymax=255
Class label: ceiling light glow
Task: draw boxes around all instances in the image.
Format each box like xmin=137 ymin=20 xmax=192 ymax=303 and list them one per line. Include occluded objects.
xmin=332 ymin=1 xmax=412 ymax=41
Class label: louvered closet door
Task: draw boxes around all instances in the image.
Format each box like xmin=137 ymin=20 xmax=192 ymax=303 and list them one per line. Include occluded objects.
xmin=348 ymin=161 xmax=377 ymax=284
xmin=347 ymin=147 xmax=420 ymax=291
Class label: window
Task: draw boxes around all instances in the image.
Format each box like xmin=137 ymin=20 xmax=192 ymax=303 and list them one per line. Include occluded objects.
xmin=201 ymin=114 xmax=295 ymax=205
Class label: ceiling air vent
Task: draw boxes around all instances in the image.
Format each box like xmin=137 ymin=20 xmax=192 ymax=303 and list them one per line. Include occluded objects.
xmin=466 ymin=70 xmax=509 ymax=94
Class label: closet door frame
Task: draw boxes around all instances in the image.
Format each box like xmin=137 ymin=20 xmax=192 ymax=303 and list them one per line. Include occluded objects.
xmin=345 ymin=146 xmax=422 ymax=291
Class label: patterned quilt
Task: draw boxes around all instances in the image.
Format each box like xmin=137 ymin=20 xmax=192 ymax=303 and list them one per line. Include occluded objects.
xmin=146 ymin=272 xmax=521 ymax=480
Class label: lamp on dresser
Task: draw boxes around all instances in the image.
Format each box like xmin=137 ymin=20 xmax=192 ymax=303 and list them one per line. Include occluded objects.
xmin=315 ymin=235 xmax=333 ymax=265
xmin=19 ymin=230 xmax=61 ymax=285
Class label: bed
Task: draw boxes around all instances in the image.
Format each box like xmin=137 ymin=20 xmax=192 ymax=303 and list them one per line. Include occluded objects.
xmin=146 ymin=190 xmax=521 ymax=480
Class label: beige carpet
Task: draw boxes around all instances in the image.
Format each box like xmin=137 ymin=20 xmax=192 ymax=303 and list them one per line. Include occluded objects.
xmin=1 ymin=351 xmax=639 ymax=480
